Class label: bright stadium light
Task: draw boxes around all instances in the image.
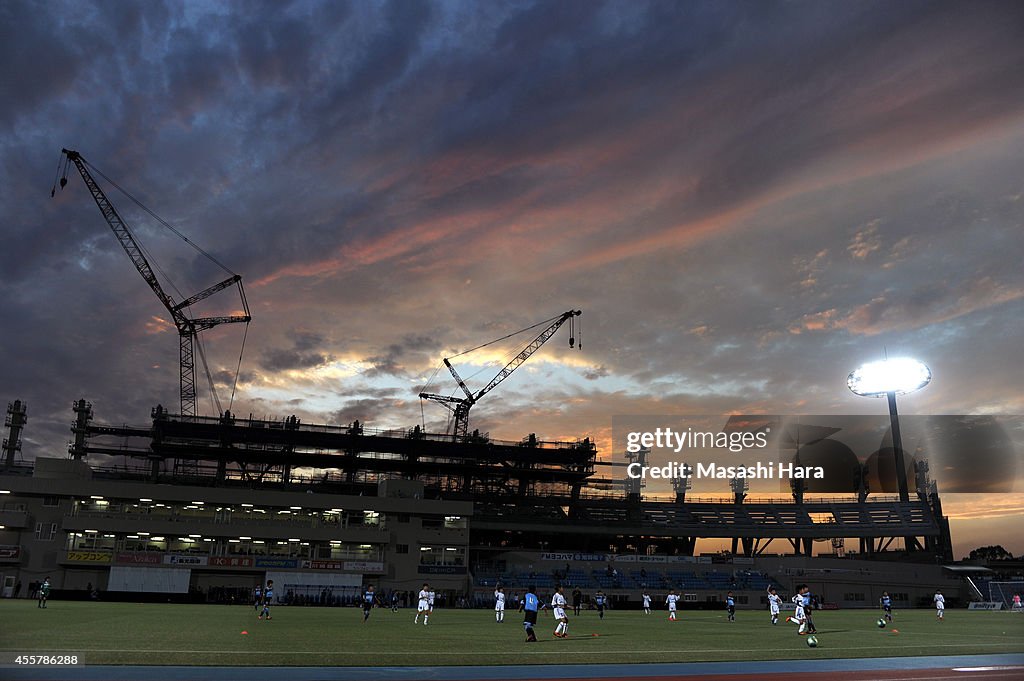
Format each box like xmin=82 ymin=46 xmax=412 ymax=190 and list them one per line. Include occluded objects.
xmin=847 ymin=357 xmax=931 ymax=397
xmin=848 ymin=356 xmax=931 ymax=505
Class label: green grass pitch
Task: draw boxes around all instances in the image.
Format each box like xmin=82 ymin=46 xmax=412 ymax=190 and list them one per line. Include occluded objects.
xmin=2 ymin=601 xmax=1022 ymax=666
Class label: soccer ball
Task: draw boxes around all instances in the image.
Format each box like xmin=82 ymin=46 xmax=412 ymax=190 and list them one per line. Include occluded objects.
xmin=877 ymin=618 xmax=887 ymax=628
xmin=806 ymin=635 xmax=819 ymax=647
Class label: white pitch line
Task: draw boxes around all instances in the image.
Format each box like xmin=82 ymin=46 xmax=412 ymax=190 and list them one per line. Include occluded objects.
xmin=0 ymin=642 xmax=1020 ymax=656
xmin=952 ymin=667 xmax=1024 ymax=673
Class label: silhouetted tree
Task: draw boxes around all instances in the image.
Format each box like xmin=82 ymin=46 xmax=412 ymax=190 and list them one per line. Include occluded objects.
xmin=968 ymin=545 xmax=1014 ymax=561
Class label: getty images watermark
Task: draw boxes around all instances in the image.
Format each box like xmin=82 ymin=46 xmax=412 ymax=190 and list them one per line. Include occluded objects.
xmin=613 ymin=415 xmax=1022 ymax=494
xmin=624 ymin=425 xmax=825 ymax=481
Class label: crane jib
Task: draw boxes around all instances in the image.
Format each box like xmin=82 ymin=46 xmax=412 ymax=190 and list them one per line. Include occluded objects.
xmin=54 ymin=148 xmax=251 ymax=419
xmin=421 ymin=310 xmax=581 ymax=438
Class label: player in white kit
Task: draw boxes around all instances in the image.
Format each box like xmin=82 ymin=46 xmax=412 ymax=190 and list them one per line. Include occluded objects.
xmin=415 ymin=583 xmax=431 ymax=625
xmin=494 ymin=586 xmax=506 ymax=623
xmin=666 ymin=590 xmax=679 ymax=621
xmin=786 ymin=585 xmax=807 ymax=633
xmin=934 ymin=590 xmax=945 ymax=620
xmin=767 ymin=586 xmax=782 ymax=625
xmin=552 ymin=585 xmax=569 ymax=638
xmin=642 ymin=591 xmax=652 ymax=615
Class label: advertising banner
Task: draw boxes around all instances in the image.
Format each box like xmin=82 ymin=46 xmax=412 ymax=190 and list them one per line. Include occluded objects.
xmin=163 ymin=554 xmax=208 ymax=566
xmin=116 ymin=552 xmax=162 ymax=565
xmin=254 ymin=557 xmax=299 ymax=569
xmin=209 ymin=556 xmax=255 ymax=568
xmin=540 ymin=552 xmax=606 ymax=562
xmin=303 ymin=560 xmax=343 ymax=570
xmin=418 ymin=565 xmax=467 ymax=575
xmin=65 ymin=551 xmax=112 ymax=563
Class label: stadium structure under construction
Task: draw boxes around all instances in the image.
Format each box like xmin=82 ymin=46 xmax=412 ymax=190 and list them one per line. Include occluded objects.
xmin=0 ymin=397 xmax=969 ymax=611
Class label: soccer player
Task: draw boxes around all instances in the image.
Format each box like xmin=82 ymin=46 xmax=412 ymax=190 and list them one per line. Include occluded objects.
xmin=494 ymin=586 xmax=506 ymax=623
xmin=786 ymin=585 xmax=806 ymax=633
xmin=726 ymin=591 xmax=736 ymax=622
xmin=253 ymin=584 xmax=262 ymax=613
xmin=767 ymin=586 xmax=782 ymax=625
xmin=594 ymin=590 xmax=607 ymax=619
xmin=934 ymin=590 xmax=945 ymax=620
xmin=802 ymin=587 xmax=817 ymax=634
xmin=572 ymin=587 xmax=583 ymax=616
xmin=666 ymin=589 xmax=679 ymax=621
xmin=552 ymin=585 xmax=570 ymax=638
xmin=520 ymin=585 xmax=539 ymax=642
xmin=879 ymin=591 xmax=894 ymax=623
xmin=415 ymin=583 xmax=430 ymax=625
xmin=38 ymin=577 xmax=50 ymax=609
xmin=642 ymin=591 xmax=652 ymax=615
xmin=391 ymin=591 xmax=400 ymax=613
xmin=1013 ymin=594 xmax=1022 ymax=612
xmin=361 ymin=585 xmax=378 ymax=622
xmin=258 ymin=579 xmax=274 ymax=620
xmin=428 ymin=588 xmax=436 ymax=621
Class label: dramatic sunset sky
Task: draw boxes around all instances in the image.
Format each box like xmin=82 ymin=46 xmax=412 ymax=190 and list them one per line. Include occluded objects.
xmin=1 ymin=0 xmax=1022 ymax=558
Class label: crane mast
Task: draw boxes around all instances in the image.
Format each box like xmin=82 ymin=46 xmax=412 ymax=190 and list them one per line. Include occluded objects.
xmin=420 ymin=310 xmax=581 ymax=438
xmin=55 ymin=149 xmax=251 ymax=418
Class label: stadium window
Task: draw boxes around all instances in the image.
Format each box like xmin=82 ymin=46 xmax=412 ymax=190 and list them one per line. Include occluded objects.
xmin=34 ymin=522 xmax=57 ymax=541
xmin=396 ymin=544 xmax=409 ymax=554
xmin=442 ymin=547 xmax=465 ymax=566
xmin=42 ymin=496 xmax=61 ymax=507
xmin=443 ymin=516 xmax=467 ymax=529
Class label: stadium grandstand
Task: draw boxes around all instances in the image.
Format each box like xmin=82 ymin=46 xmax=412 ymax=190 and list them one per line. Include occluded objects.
xmin=0 ymin=399 xmax=979 ymax=610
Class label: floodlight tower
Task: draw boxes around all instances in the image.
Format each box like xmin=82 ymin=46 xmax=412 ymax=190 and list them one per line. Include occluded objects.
xmin=847 ymin=357 xmax=932 ymax=502
xmin=672 ymin=464 xmax=692 ymax=504
xmin=3 ymin=400 xmax=27 ymax=469
xmin=730 ymin=476 xmax=748 ymax=504
xmin=624 ymin=446 xmax=649 ymax=503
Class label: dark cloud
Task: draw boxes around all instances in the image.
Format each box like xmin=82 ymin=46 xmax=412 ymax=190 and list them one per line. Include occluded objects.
xmin=2 ymin=0 xmax=1024 ymax=556
xmin=259 ymin=332 xmax=334 ymax=373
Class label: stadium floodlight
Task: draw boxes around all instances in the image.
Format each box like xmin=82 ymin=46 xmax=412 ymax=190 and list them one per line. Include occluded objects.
xmin=847 ymin=358 xmax=931 ymax=397
xmin=848 ymin=356 xmax=931 ymax=504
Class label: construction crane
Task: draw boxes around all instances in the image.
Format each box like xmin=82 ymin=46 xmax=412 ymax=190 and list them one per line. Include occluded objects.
xmin=419 ymin=310 xmax=581 ymax=438
xmin=53 ymin=148 xmax=251 ymax=419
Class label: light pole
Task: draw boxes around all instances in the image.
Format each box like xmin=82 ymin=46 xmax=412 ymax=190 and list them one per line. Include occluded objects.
xmin=847 ymin=357 xmax=932 ymax=502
